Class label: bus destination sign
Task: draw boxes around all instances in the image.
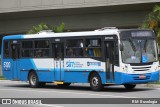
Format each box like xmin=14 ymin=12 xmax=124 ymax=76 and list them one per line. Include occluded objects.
xmin=131 ymin=31 xmax=153 ymax=37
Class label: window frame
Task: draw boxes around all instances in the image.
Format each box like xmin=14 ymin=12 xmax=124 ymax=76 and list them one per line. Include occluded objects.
xmin=34 ymin=40 xmax=50 ymax=58
xmin=64 ymin=36 xmax=103 ymax=58
xmin=65 ymin=38 xmax=84 ymax=58
xmin=84 ymin=37 xmax=102 ymax=58
xmin=20 ymin=39 xmax=51 ymax=58
xmin=3 ymin=40 xmax=10 ymax=59
xmin=21 ymin=40 xmax=34 ymax=58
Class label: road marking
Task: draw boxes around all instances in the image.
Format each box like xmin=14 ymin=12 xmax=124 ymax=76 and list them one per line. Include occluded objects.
xmin=0 ymin=88 xmax=135 ymax=98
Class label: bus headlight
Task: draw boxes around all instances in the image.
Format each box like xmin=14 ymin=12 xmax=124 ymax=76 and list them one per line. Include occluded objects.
xmin=157 ymin=66 xmax=160 ymax=71
xmin=122 ymin=65 xmax=128 ymax=72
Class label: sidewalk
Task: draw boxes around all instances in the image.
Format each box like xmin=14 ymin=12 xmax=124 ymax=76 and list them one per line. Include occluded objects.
xmin=144 ymin=84 xmax=160 ymax=88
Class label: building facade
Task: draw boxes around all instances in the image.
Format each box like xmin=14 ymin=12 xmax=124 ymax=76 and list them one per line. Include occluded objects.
xmin=0 ymin=0 xmax=160 ymax=36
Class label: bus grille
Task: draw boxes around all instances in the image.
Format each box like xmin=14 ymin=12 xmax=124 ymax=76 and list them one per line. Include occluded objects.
xmin=131 ymin=66 xmax=151 ymax=72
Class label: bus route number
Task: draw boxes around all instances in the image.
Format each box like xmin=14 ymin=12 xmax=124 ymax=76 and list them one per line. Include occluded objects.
xmin=4 ymin=62 xmax=11 ymax=69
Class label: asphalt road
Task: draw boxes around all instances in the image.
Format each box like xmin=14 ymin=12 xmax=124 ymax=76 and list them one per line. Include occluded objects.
xmin=0 ymin=80 xmax=159 ymax=107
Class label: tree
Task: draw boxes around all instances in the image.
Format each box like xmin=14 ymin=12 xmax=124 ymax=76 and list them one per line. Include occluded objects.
xmin=27 ymin=22 xmax=65 ymax=34
xmin=53 ymin=22 xmax=65 ymax=33
xmin=140 ymin=5 xmax=160 ymax=44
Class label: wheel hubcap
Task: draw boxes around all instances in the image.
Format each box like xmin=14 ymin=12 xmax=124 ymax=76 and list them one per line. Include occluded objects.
xmin=92 ymin=77 xmax=99 ymax=87
xmin=30 ymin=74 xmax=36 ymax=85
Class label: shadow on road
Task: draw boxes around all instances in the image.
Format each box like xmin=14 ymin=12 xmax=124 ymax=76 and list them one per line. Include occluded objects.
xmin=3 ymin=83 xmax=156 ymax=93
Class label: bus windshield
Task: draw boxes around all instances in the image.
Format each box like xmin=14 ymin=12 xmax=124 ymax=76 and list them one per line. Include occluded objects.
xmin=121 ymin=39 xmax=158 ymax=64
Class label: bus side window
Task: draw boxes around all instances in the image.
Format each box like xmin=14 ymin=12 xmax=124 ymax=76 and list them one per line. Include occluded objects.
xmin=66 ymin=39 xmax=83 ymax=57
xmin=34 ymin=40 xmax=50 ymax=58
xmin=11 ymin=44 xmax=20 ymax=59
xmin=85 ymin=39 xmax=101 ymax=57
xmin=21 ymin=41 xmax=34 ymax=58
xmin=4 ymin=41 xmax=9 ymax=58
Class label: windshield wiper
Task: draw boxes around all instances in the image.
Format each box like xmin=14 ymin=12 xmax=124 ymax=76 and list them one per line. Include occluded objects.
xmin=129 ymin=39 xmax=136 ymax=54
xmin=144 ymin=39 xmax=148 ymax=52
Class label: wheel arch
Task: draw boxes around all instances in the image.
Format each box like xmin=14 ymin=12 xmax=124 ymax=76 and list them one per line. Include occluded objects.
xmin=27 ymin=69 xmax=36 ymax=80
xmin=88 ymin=70 xmax=101 ymax=82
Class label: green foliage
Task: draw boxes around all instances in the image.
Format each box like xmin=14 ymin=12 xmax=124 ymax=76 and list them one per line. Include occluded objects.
xmin=0 ymin=75 xmax=5 ymax=80
xmin=140 ymin=5 xmax=160 ymax=44
xmin=27 ymin=22 xmax=65 ymax=34
xmin=53 ymin=22 xmax=65 ymax=33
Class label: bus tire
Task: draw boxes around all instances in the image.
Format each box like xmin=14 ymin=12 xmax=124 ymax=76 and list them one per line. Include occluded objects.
xmin=28 ymin=71 xmax=40 ymax=88
xmin=89 ymin=73 xmax=103 ymax=91
xmin=57 ymin=83 xmax=71 ymax=88
xmin=124 ymin=84 xmax=136 ymax=90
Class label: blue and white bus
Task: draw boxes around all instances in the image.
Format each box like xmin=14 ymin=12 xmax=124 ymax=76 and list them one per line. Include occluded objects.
xmin=1 ymin=28 xmax=160 ymax=91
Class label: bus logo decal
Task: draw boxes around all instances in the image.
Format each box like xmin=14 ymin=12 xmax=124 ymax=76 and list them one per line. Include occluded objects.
xmin=66 ymin=61 xmax=83 ymax=68
xmin=87 ymin=62 xmax=101 ymax=66
xmin=66 ymin=61 xmax=75 ymax=67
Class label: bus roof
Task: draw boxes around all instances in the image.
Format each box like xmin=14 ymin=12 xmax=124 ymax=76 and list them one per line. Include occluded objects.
xmin=3 ymin=28 xmax=153 ymax=40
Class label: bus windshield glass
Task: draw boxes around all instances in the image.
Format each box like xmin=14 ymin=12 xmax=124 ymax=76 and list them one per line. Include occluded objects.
xmin=121 ymin=39 xmax=158 ymax=64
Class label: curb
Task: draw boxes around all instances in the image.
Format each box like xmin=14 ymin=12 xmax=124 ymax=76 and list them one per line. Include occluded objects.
xmin=145 ymin=84 xmax=160 ymax=88
xmin=138 ymin=84 xmax=160 ymax=88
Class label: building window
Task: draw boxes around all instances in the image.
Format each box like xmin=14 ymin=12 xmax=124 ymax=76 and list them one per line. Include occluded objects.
xmin=66 ymin=39 xmax=83 ymax=57
xmin=85 ymin=38 xmax=101 ymax=57
xmin=34 ymin=40 xmax=49 ymax=58
xmin=4 ymin=41 xmax=9 ymax=58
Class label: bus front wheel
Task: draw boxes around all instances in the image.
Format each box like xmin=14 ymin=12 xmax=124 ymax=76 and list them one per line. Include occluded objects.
xmin=89 ymin=73 xmax=103 ymax=91
xmin=124 ymin=84 xmax=136 ymax=90
xmin=28 ymin=72 xmax=44 ymax=88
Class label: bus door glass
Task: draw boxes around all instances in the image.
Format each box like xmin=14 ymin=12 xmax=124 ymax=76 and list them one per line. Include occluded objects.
xmin=53 ymin=43 xmax=64 ymax=81
xmin=11 ymin=43 xmax=20 ymax=79
xmin=105 ymin=41 xmax=115 ymax=82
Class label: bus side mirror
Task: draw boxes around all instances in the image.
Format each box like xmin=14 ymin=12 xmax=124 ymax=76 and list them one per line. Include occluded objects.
xmin=120 ymin=43 xmax=123 ymax=51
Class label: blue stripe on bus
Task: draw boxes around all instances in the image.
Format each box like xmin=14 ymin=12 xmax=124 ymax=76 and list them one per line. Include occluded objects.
xmin=3 ymin=35 xmax=24 ymax=40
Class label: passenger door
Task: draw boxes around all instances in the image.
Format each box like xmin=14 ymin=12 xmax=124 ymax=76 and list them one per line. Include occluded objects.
xmin=53 ymin=43 xmax=64 ymax=81
xmin=10 ymin=43 xmax=20 ymax=79
xmin=105 ymin=41 xmax=115 ymax=82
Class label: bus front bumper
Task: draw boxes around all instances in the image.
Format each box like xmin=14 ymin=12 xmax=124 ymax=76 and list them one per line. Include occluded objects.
xmin=114 ymin=71 xmax=159 ymax=84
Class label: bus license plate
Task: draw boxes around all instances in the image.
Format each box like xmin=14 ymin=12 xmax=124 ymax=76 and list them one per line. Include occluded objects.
xmin=139 ymin=75 xmax=146 ymax=79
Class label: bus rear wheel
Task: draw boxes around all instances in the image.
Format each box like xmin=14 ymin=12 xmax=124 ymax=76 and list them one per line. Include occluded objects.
xmin=29 ymin=72 xmax=45 ymax=88
xmin=124 ymin=84 xmax=136 ymax=90
xmin=89 ymin=73 xmax=103 ymax=91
